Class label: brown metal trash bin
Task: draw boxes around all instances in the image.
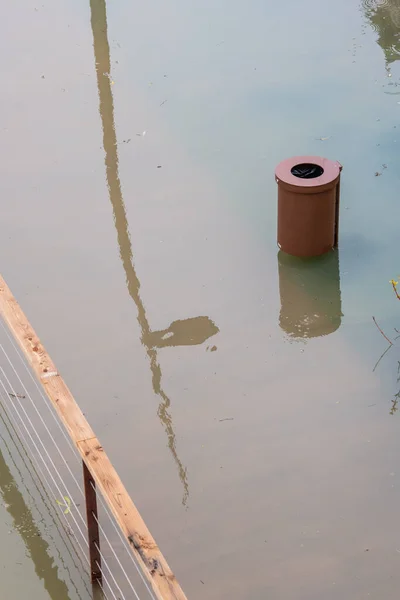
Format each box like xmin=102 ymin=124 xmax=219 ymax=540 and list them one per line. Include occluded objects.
xmin=275 ymin=156 xmax=342 ymax=257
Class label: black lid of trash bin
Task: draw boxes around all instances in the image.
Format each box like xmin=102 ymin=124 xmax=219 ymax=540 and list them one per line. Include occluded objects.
xmin=291 ymin=163 xmax=324 ymax=179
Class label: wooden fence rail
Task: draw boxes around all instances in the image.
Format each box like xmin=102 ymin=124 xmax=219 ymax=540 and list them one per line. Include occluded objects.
xmin=0 ymin=274 xmax=187 ymax=600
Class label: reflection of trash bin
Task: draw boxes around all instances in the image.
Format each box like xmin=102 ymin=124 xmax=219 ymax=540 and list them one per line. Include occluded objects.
xmin=276 ymin=156 xmax=342 ymax=257
xmin=278 ymin=250 xmax=342 ymax=339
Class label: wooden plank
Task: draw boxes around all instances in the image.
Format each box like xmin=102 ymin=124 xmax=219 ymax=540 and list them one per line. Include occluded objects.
xmin=0 ymin=274 xmax=188 ymax=600
xmin=83 ymin=461 xmax=102 ymax=584
xmin=0 ymin=277 xmax=94 ymax=444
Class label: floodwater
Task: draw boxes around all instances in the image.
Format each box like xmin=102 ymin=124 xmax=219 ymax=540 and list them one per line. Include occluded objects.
xmin=1 ymin=0 xmax=400 ymax=598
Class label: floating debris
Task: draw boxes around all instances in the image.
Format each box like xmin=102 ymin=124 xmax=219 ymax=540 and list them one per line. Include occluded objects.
xmin=375 ymin=164 xmax=387 ymax=177
xmin=103 ymin=72 xmax=115 ymax=85
xmin=56 ymin=496 xmax=71 ymax=514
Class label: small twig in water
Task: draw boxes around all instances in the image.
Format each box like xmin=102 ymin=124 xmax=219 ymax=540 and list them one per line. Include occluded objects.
xmin=372 ymin=343 xmax=393 ymax=372
xmin=391 ymin=394 xmax=399 ymax=415
xmin=391 ymin=280 xmax=400 ymax=300
xmin=219 ymin=418 xmax=234 ymax=422
xmin=372 ymin=316 xmax=393 ymax=345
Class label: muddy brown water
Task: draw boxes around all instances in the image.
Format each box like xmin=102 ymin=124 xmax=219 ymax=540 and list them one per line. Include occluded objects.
xmin=2 ymin=0 xmax=400 ymax=598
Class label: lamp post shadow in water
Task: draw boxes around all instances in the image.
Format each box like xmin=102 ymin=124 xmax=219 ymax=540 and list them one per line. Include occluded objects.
xmin=90 ymin=0 xmax=219 ymax=507
xmin=278 ymin=249 xmax=343 ymax=339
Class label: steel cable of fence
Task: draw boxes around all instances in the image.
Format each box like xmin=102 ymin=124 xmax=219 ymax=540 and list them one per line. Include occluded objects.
xmin=0 ymin=406 xmax=91 ymax=599
xmin=0 ymin=372 xmax=137 ymax=600
xmin=93 ymin=511 xmax=144 ymax=600
xmin=0 ymin=287 xmax=187 ymax=600
xmin=0 ymin=335 xmax=151 ymax=600
xmin=96 ymin=561 xmax=120 ymax=600
xmin=94 ymin=541 xmax=130 ymax=600
xmin=97 ymin=577 xmax=112 ymax=600
xmin=0 ymin=337 xmax=85 ymax=499
xmin=0 ymin=347 xmax=87 ymax=532
xmin=91 ymin=501 xmax=156 ymax=600
xmin=0 ymin=319 xmax=80 ymax=460
xmin=0 ymin=372 xmax=90 ymax=564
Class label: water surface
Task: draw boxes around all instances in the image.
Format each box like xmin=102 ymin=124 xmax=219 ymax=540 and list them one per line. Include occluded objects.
xmin=1 ymin=0 xmax=400 ymax=598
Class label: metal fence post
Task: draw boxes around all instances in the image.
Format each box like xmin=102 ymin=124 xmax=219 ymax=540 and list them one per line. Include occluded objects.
xmin=83 ymin=461 xmax=102 ymax=584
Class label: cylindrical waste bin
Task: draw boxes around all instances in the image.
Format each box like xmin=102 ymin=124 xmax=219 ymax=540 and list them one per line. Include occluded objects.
xmin=275 ymin=156 xmax=342 ymax=257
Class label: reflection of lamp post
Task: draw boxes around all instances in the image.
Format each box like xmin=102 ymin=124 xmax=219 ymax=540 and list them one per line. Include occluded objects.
xmin=148 ymin=317 xmax=219 ymax=349
xmin=278 ymin=250 xmax=342 ymax=339
xmin=89 ymin=0 xmax=218 ymax=506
